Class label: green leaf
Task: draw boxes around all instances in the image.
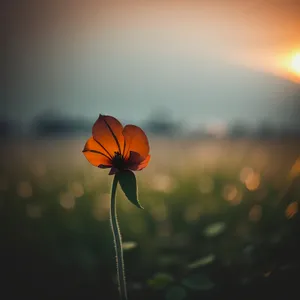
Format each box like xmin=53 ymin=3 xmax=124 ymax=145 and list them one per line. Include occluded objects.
xmin=117 ymin=170 xmax=143 ymax=209
xmin=182 ymin=274 xmax=215 ymax=290
xmin=165 ymin=286 xmax=186 ymax=300
xmin=188 ymin=254 xmax=216 ymax=269
xmin=147 ymin=273 xmax=174 ymax=290
xmin=122 ymin=241 xmax=138 ymax=251
xmin=203 ymin=222 xmax=226 ymax=237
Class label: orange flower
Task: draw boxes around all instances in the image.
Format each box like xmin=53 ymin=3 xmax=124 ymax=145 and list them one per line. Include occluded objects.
xmin=83 ymin=114 xmax=150 ymax=175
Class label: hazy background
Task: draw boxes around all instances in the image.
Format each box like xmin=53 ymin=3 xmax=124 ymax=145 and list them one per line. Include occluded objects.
xmin=4 ymin=0 xmax=300 ymax=133
xmin=2 ymin=1 xmax=300 ymax=300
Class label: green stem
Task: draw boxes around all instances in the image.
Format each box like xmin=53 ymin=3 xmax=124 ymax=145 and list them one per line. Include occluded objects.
xmin=110 ymin=175 xmax=128 ymax=300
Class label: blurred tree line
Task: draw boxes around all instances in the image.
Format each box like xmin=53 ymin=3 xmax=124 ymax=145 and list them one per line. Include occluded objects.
xmin=1 ymin=103 xmax=300 ymax=139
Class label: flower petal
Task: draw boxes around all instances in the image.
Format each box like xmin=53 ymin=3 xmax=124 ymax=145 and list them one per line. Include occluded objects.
xmin=92 ymin=115 xmax=124 ymax=158
xmin=135 ymin=154 xmax=151 ymax=171
xmin=128 ymin=154 xmax=151 ymax=171
xmin=99 ymin=164 xmax=112 ymax=169
xmin=122 ymin=125 xmax=149 ymax=160
xmin=127 ymin=151 xmax=145 ymax=165
xmin=109 ymin=167 xmax=118 ymax=175
xmin=83 ymin=136 xmax=112 ymax=167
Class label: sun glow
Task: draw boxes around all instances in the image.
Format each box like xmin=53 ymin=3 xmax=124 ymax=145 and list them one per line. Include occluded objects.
xmin=290 ymin=53 xmax=300 ymax=75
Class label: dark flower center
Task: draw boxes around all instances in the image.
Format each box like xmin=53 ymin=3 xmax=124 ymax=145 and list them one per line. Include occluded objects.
xmin=112 ymin=152 xmax=125 ymax=170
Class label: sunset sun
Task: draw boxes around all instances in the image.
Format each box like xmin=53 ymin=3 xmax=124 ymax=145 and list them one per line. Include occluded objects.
xmin=290 ymin=53 xmax=300 ymax=75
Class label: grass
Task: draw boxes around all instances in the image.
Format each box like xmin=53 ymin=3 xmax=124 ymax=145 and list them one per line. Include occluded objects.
xmin=0 ymin=137 xmax=300 ymax=300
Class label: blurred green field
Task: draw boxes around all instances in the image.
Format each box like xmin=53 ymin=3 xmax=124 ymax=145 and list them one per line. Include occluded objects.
xmin=1 ymin=137 xmax=300 ymax=300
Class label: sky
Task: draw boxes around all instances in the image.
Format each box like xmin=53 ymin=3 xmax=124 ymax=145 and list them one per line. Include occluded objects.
xmin=5 ymin=0 xmax=300 ymax=128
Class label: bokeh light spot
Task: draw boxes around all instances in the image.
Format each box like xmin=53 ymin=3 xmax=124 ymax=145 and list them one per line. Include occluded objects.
xmin=69 ymin=181 xmax=84 ymax=198
xmin=245 ymin=172 xmax=261 ymax=191
xmin=198 ymin=175 xmax=214 ymax=194
xmin=289 ymin=157 xmax=300 ymax=179
xmin=285 ymin=202 xmax=298 ymax=219
xmin=249 ymin=204 xmax=262 ymax=222
xmin=151 ymin=174 xmax=174 ymax=193
xmin=59 ymin=192 xmax=75 ymax=210
xmin=222 ymin=184 xmax=242 ymax=205
xmin=239 ymin=167 xmax=254 ymax=183
xmin=17 ymin=181 xmax=33 ymax=198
